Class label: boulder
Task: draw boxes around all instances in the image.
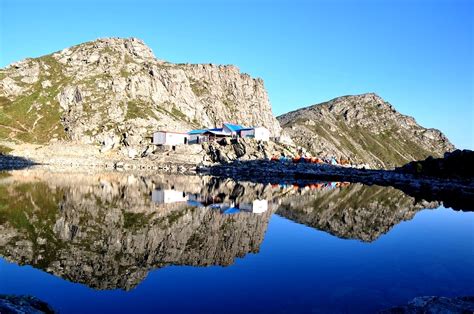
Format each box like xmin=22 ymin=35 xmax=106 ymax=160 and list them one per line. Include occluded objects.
xmin=0 ymin=295 xmax=55 ymax=314
xmin=233 ymin=141 xmax=246 ymax=158
xmin=127 ymin=148 xmax=138 ymax=159
xmin=380 ymin=296 xmax=474 ymax=313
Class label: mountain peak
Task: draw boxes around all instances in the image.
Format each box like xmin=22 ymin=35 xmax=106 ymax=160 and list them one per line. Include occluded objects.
xmin=54 ymin=37 xmax=157 ymax=64
xmin=0 ymin=38 xmax=281 ymax=149
xmin=277 ymin=95 xmax=454 ymax=169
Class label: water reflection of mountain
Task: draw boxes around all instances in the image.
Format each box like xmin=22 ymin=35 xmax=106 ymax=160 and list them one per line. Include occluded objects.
xmin=0 ymin=170 xmax=439 ymax=290
xmin=0 ymin=171 xmax=277 ymax=290
xmin=276 ymin=183 xmax=438 ymax=242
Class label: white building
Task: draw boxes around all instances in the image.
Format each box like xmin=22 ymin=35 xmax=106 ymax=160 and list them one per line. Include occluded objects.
xmin=240 ymin=127 xmax=270 ymax=141
xmin=152 ymin=189 xmax=188 ymax=204
xmin=153 ymin=131 xmax=188 ymax=146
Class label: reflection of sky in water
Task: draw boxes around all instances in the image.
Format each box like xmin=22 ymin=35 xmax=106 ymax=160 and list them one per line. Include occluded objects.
xmin=1 ymin=205 xmax=473 ymax=313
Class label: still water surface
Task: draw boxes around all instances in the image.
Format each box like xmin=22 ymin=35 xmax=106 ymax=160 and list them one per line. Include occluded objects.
xmin=0 ymin=170 xmax=473 ymax=313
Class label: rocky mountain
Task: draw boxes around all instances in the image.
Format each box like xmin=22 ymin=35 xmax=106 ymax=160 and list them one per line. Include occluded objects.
xmin=277 ymin=93 xmax=454 ymax=169
xmin=0 ymin=37 xmax=281 ymax=152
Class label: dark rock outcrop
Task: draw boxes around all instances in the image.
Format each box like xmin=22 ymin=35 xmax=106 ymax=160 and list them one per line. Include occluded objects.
xmin=397 ymin=149 xmax=474 ymax=179
xmin=380 ymin=296 xmax=474 ymax=313
xmin=0 ymin=295 xmax=55 ymax=314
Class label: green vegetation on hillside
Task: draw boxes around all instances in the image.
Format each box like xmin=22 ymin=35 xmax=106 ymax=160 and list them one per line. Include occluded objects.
xmin=0 ymin=182 xmax=66 ymax=268
xmin=0 ymin=56 xmax=67 ymax=143
xmin=290 ymin=116 xmax=434 ymax=167
xmin=0 ymin=144 xmax=12 ymax=155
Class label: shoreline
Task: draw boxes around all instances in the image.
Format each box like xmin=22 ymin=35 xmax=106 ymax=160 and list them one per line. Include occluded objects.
xmin=199 ymin=160 xmax=474 ymax=211
xmin=1 ymin=146 xmax=473 ymax=211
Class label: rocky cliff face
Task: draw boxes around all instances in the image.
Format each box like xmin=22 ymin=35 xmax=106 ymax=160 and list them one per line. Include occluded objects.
xmin=0 ymin=37 xmax=281 ymax=151
xmin=278 ymin=93 xmax=454 ymax=169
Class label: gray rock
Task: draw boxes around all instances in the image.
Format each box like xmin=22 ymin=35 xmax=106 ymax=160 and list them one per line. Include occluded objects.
xmin=380 ymin=296 xmax=474 ymax=313
xmin=233 ymin=141 xmax=246 ymax=157
xmin=0 ymin=295 xmax=55 ymax=314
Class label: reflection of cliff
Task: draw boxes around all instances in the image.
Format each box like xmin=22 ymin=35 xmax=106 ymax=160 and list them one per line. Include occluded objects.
xmin=0 ymin=169 xmax=442 ymax=290
xmin=0 ymin=171 xmax=275 ymax=290
xmin=276 ymin=183 xmax=439 ymax=242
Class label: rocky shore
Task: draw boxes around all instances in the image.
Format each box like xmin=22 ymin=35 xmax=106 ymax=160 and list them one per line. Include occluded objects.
xmin=0 ymin=136 xmax=296 ymax=173
xmin=0 ymin=295 xmax=55 ymax=314
xmin=380 ymin=296 xmax=474 ymax=313
xmin=199 ymin=158 xmax=474 ymax=211
xmin=2 ymin=139 xmax=472 ymax=210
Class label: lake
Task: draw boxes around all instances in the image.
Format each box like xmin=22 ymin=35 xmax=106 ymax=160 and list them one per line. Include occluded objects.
xmin=0 ymin=169 xmax=473 ymax=313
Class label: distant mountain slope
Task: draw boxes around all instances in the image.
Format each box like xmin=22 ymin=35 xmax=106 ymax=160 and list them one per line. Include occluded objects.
xmin=277 ymin=93 xmax=454 ymax=169
xmin=0 ymin=37 xmax=281 ymax=152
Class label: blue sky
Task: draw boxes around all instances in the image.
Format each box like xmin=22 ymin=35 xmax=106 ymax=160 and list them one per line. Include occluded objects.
xmin=1 ymin=0 xmax=472 ymax=148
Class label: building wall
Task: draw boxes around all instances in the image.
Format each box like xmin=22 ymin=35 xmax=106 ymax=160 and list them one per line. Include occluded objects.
xmin=153 ymin=132 xmax=188 ymax=145
xmin=153 ymin=132 xmax=167 ymax=145
xmin=240 ymin=129 xmax=254 ymax=138
xmin=254 ymin=127 xmax=270 ymax=141
xmin=189 ymin=134 xmax=208 ymax=144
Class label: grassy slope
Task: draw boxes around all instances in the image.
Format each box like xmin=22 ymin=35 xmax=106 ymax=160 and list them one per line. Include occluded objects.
xmin=0 ymin=56 xmax=68 ymax=144
xmin=288 ymin=114 xmax=434 ymax=167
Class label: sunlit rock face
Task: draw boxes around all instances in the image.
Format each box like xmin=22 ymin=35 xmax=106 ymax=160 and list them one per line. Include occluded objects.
xmin=0 ymin=37 xmax=281 ymax=148
xmin=276 ymin=183 xmax=438 ymax=242
xmin=0 ymin=171 xmax=277 ymax=290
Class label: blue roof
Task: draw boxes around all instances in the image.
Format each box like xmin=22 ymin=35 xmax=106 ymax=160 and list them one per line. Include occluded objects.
xmin=223 ymin=207 xmax=241 ymax=214
xmin=223 ymin=123 xmax=246 ymax=132
xmin=188 ymin=129 xmax=208 ymax=135
xmin=189 ymin=124 xmax=248 ymax=135
xmin=187 ymin=200 xmax=204 ymax=207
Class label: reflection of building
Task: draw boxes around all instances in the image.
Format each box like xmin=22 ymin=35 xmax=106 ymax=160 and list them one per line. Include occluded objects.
xmin=239 ymin=200 xmax=268 ymax=214
xmin=151 ymin=185 xmax=271 ymax=215
xmin=152 ymin=189 xmax=187 ymax=204
xmin=218 ymin=200 xmax=269 ymax=215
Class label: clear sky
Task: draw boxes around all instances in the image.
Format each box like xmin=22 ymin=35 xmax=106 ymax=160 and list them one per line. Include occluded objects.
xmin=1 ymin=0 xmax=472 ymax=148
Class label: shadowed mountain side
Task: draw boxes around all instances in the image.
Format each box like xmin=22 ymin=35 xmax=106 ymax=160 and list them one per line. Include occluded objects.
xmin=276 ymin=183 xmax=437 ymax=242
xmin=0 ymin=172 xmax=277 ymax=290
